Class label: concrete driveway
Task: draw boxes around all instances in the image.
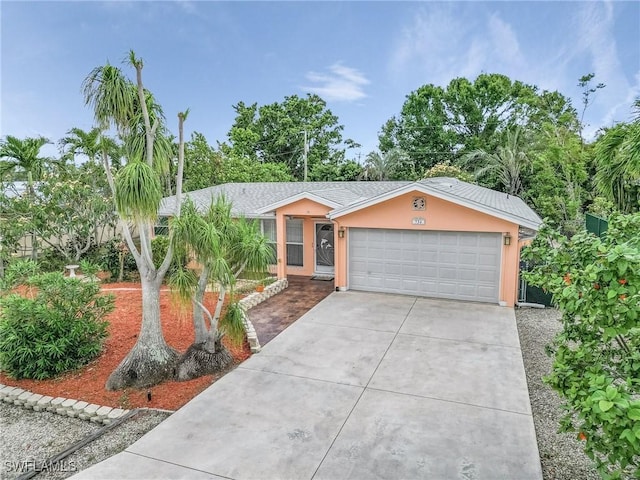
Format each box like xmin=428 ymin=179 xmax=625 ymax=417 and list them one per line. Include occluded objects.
xmin=75 ymin=292 xmax=542 ymax=479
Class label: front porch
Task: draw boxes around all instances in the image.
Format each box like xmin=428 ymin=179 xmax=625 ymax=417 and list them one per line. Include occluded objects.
xmin=248 ymin=276 xmax=335 ymax=344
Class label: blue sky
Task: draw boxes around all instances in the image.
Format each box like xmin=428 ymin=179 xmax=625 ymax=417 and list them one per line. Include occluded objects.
xmin=2 ymin=1 xmax=639 ymax=160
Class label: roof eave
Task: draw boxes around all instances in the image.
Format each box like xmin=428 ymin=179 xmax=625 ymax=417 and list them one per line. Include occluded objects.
xmin=255 ymin=191 xmax=341 ymax=215
xmin=328 ymin=182 xmax=542 ymax=230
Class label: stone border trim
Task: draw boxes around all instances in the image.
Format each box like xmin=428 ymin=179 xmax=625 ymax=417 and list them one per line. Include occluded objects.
xmin=0 ymin=384 xmax=131 ymax=426
xmin=238 ymin=278 xmax=288 ymax=353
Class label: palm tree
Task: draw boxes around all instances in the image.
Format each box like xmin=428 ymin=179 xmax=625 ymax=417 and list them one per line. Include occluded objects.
xmin=360 ymin=148 xmax=407 ymax=180
xmin=461 ymin=128 xmax=529 ymax=196
xmin=0 ymin=135 xmax=51 ymax=259
xmin=82 ymin=51 xmax=188 ymax=390
xmin=594 ymin=98 xmax=640 ymax=213
xmin=593 ymin=120 xmax=640 ymax=213
xmin=0 ymin=135 xmax=50 ymax=190
xmin=170 ymin=196 xmax=272 ymax=380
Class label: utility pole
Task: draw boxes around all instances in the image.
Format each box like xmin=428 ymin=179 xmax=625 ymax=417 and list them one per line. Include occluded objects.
xmin=302 ymin=129 xmax=308 ymax=182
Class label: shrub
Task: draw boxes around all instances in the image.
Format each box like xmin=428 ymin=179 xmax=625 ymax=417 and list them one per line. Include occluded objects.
xmin=522 ymin=213 xmax=640 ymax=478
xmin=0 ymin=271 xmax=114 ymax=380
xmin=101 ymin=237 xmax=137 ymax=282
xmin=37 ymin=247 xmax=68 ymax=272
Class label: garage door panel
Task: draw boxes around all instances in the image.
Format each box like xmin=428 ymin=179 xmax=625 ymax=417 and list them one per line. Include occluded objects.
xmin=367 ymin=262 xmax=386 ymax=274
xmin=478 ymin=253 xmax=499 ymax=266
xmin=419 ymin=281 xmax=438 ymax=294
xmin=385 ymin=264 xmax=403 ymax=275
xmin=458 ymin=253 xmax=477 ymax=265
xmin=419 ymin=265 xmax=438 ymax=279
xmin=349 ymin=229 xmax=501 ymax=303
xmin=460 ymin=235 xmax=479 ymax=246
xmin=403 ymin=264 xmax=420 ymax=276
xmin=479 ymin=235 xmax=500 ymax=248
xmin=459 ymin=269 xmax=478 ymax=281
xmin=420 ymin=250 xmax=438 ymax=262
xmin=477 ymin=285 xmax=498 ymax=298
xmin=438 ymin=282 xmax=458 ymax=295
xmin=439 ymin=267 xmax=458 ymax=280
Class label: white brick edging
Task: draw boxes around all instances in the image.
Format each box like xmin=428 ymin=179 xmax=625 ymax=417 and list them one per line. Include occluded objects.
xmin=238 ymin=278 xmax=288 ymax=353
xmin=0 ymin=384 xmax=130 ymax=425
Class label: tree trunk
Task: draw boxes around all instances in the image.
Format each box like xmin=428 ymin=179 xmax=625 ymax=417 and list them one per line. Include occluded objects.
xmin=106 ymin=271 xmax=179 ymax=390
xmin=192 ymin=266 xmax=210 ymax=344
xmin=174 ymin=278 xmax=234 ymax=381
xmin=174 ymin=330 xmax=233 ymax=381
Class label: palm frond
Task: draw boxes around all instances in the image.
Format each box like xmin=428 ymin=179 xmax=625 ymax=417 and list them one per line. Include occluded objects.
xmin=114 ymin=159 xmax=162 ymax=220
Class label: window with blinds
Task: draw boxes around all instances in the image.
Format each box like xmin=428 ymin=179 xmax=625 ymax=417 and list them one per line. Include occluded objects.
xmin=260 ymin=219 xmax=277 ymax=265
xmin=286 ymin=218 xmax=303 ymax=267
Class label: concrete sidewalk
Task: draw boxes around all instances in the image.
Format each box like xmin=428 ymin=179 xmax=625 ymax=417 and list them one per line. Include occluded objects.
xmin=74 ymin=292 xmax=542 ymax=480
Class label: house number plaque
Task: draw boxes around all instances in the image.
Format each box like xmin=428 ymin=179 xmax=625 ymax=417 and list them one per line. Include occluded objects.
xmin=412 ymin=217 xmax=426 ymax=225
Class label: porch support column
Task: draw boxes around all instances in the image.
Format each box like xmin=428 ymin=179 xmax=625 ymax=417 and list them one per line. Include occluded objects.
xmin=333 ymin=220 xmax=347 ymax=291
xmin=275 ymin=211 xmax=286 ymax=279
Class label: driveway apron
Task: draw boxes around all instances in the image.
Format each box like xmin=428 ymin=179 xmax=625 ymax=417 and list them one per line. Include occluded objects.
xmin=73 ymin=292 xmax=542 ymax=480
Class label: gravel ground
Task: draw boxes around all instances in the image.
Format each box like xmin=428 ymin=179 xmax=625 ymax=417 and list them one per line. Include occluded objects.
xmin=515 ymin=306 xmax=600 ymax=480
xmin=0 ymin=404 xmax=169 ymax=480
xmin=1 ymin=307 xmax=601 ymax=480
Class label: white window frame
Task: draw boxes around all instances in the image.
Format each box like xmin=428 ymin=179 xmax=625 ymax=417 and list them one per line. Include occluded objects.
xmin=260 ymin=219 xmax=277 ymax=265
xmin=286 ymin=218 xmax=304 ymax=267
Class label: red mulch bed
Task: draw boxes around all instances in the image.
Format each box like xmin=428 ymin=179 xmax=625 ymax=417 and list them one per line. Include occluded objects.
xmin=0 ymin=282 xmax=251 ymax=411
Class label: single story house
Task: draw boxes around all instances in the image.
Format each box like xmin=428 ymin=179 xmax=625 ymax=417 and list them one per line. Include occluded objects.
xmin=159 ymin=178 xmax=542 ymax=307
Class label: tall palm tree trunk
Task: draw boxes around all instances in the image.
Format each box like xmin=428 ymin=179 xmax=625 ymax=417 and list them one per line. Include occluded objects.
xmin=106 ymin=265 xmax=179 ymax=390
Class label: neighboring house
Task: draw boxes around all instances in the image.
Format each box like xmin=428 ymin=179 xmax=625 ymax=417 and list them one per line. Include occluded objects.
xmin=159 ymin=178 xmax=542 ymax=307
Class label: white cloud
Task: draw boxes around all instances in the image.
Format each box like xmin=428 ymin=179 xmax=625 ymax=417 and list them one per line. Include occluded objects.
xmin=487 ymin=13 xmax=525 ymax=68
xmin=389 ymin=7 xmax=529 ymax=87
xmin=302 ymin=63 xmax=370 ymax=102
xmin=573 ymin=1 xmax=638 ymax=134
xmin=390 ymin=5 xmax=467 ymax=86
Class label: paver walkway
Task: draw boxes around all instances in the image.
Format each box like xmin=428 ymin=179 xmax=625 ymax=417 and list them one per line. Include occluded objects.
xmin=249 ymin=275 xmax=334 ymax=344
xmin=74 ymin=292 xmax=542 ymax=480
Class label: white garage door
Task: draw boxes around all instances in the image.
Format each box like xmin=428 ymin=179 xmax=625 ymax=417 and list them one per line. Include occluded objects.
xmin=349 ymin=229 xmax=501 ymax=303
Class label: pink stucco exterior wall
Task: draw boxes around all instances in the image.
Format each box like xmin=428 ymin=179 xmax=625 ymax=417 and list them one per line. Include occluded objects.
xmin=272 ymin=191 xmax=522 ymax=307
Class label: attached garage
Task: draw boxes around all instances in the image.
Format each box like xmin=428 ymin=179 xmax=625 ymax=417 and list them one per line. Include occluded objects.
xmin=348 ymin=228 xmax=502 ymax=303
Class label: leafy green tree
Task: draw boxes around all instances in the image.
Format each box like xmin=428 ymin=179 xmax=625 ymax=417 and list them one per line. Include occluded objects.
xmin=224 ymin=94 xmax=355 ymax=180
xmin=526 ymin=124 xmax=589 ymax=234
xmin=378 ymin=84 xmax=457 ymax=171
xmin=379 ymin=73 xmax=578 ymax=174
xmin=593 ymin=105 xmax=640 ymax=213
xmin=182 ymin=132 xmax=293 ymax=191
xmin=170 ymin=197 xmax=272 ymax=380
xmin=29 ymin=162 xmax=117 ymax=262
xmin=522 ymin=214 xmax=640 ymax=478
xmin=461 ymin=127 xmax=530 ymax=195
xmin=183 ymin=132 xmax=223 ymax=191
xmin=82 ymin=51 xmax=188 ymax=390
xmin=308 ymin=158 xmax=363 ymax=181
xmin=220 ymin=153 xmax=293 ymax=184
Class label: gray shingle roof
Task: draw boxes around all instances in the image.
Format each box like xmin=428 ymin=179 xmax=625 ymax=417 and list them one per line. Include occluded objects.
xmin=159 ymin=181 xmax=408 ymax=217
xmin=417 ymin=177 xmax=542 ymax=229
xmin=159 ymin=179 xmax=542 ymax=229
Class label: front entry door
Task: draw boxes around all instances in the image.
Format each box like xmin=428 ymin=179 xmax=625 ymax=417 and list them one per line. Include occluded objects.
xmin=315 ymin=223 xmax=335 ymax=274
